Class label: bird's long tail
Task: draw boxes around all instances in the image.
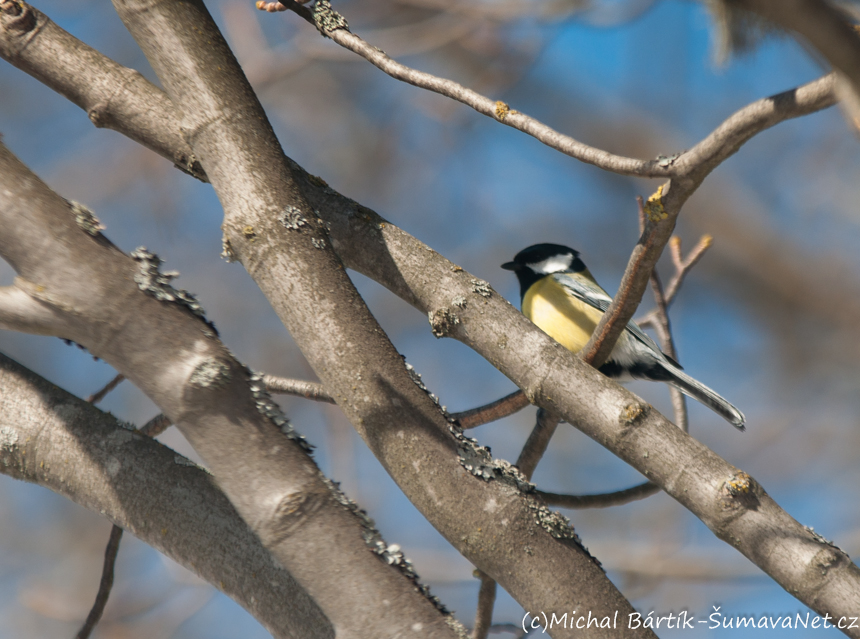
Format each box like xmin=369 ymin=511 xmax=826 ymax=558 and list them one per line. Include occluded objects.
xmin=660 ymin=361 xmax=746 ymax=430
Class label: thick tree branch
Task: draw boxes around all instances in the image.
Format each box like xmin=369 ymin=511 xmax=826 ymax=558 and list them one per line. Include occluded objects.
xmin=0 ymin=0 xmax=205 ymax=179
xmin=0 ymin=284 xmax=65 ymax=334
xmin=0 ymin=143 xmax=459 ymax=639
xmin=0 ymin=352 xmax=330 ymax=639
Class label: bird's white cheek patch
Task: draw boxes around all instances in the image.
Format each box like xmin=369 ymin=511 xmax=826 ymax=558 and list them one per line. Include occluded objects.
xmin=529 ymin=254 xmax=572 ymax=274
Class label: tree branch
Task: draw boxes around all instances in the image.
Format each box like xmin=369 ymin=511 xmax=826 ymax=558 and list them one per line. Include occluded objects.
xmin=0 ymin=284 xmax=65 ymax=335
xmin=0 ymin=141 xmax=462 ymax=638
xmin=75 ymin=525 xmax=123 ymax=639
xmin=262 ymin=374 xmax=335 ymax=403
xmin=77 ymin=372 xmax=127 ymax=639
xmin=450 ymin=390 xmax=529 ymax=429
xmin=0 ymin=0 xmax=205 ymax=179
xmin=265 ymin=0 xmax=836 ymax=181
xmin=538 ymin=483 xmax=660 ymax=509
xmin=86 ymin=372 xmax=125 ymax=404
xmin=0 ymin=352 xmax=331 ymax=639
xmin=471 ymin=570 xmax=497 ymax=639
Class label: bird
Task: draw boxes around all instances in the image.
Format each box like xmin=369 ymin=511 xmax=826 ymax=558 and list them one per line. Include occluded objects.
xmin=501 ymin=243 xmax=745 ymax=429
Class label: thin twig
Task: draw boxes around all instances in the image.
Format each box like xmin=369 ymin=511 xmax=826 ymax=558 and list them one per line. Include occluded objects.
xmin=263 ymin=374 xmax=336 ymax=403
xmin=122 ymin=375 xmax=523 ymax=431
xmin=580 ymin=192 xmax=667 ymax=369
xmin=0 ymin=1 xmax=835 ymax=191
xmin=86 ymin=373 xmax=124 ymax=404
xmin=538 ymin=198 xmax=698 ymax=510
xmin=266 ymin=0 xmax=664 ymax=177
xmin=648 ymin=268 xmax=689 ymax=433
xmin=663 ymin=235 xmax=712 ymax=305
xmin=76 ymin=372 xmax=126 ymax=638
xmin=451 ymin=390 xmax=529 ymax=429
xmin=75 ymin=524 xmax=123 ymax=639
xmin=471 ymin=570 xmax=497 ymax=639
xmin=264 ymin=2 xmax=836 ymax=182
xmin=140 ymin=413 xmax=172 ymax=438
xmin=636 ymin=234 xmax=713 ymax=328
xmin=635 ymin=195 xmax=690 ymax=433
xmin=515 ymin=408 xmax=560 ymax=480
xmin=537 ymin=482 xmax=660 ymax=509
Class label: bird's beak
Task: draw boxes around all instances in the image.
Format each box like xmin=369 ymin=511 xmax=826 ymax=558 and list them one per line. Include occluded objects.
xmin=501 ymin=261 xmax=518 ymax=271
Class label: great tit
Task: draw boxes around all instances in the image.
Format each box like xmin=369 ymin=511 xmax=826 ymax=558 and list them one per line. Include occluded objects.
xmin=502 ymin=243 xmax=745 ymax=430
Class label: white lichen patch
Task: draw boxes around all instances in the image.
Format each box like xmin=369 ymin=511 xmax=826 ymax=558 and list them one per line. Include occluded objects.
xmin=130 ymin=247 xmax=218 ymax=336
xmin=248 ymin=371 xmax=313 ymax=454
xmin=68 ymin=200 xmax=104 ymax=236
xmin=221 ymin=235 xmax=237 ymax=263
xmin=470 ymin=279 xmax=492 ymax=298
xmin=313 ymin=0 xmax=350 ymax=36
xmin=321 ymin=475 xmax=449 ymax=615
xmin=189 ymin=359 xmax=231 ymax=388
xmin=0 ymin=426 xmax=19 ymax=450
xmin=278 ymin=205 xmax=307 ymax=230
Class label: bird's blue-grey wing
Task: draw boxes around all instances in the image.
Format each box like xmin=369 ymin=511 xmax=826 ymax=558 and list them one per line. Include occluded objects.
xmin=553 ymin=273 xmax=665 ymax=355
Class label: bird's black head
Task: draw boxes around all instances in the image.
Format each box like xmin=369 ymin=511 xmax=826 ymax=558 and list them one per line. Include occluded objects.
xmin=501 ymin=243 xmax=586 ymax=300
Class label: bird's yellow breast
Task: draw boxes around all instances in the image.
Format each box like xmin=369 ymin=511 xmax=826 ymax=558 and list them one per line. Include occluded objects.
xmin=522 ymin=276 xmax=604 ymax=353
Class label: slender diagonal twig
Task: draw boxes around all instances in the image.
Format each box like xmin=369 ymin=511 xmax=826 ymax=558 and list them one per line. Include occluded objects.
xmin=76 ymin=373 xmax=127 ymax=639
xmin=451 ymin=390 xmax=529 ymax=429
xmin=75 ymin=516 xmax=124 ymax=639
xmin=263 ymin=1 xmax=836 ymax=182
xmin=648 ymin=269 xmax=689 ymax=433
xmin=636 ymin=196 xmax=692 ymax=433
xmin=86 ymin=373 xmax=125 ymax=404
xmin=664 ymin=235 xmax=713 ymax=305
xmin=580 ymin=190 xmax=670 ymax=369
xmin=471 ymin=570 xmax=497 ymax=639
xmin=515 ymin=408 xmax=560 ymax=480
xmin=263 ymin=374 xmax=335 ymax=403
xmin=537 ymin=482 xmax=660 ymax=509
xmin=140 ymin=413 xmax=172 ymax=438
xmin=265 ymin=0 xmax=664 ymax=177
